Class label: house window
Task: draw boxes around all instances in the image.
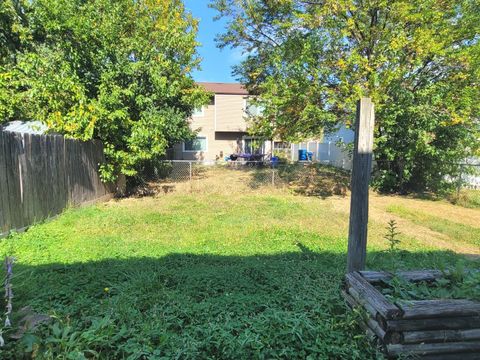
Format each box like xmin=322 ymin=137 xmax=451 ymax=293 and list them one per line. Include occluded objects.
xmin=183 ymin=136 xmax=207 ymax=152
xmin=192 ymin=107 xmax=204 ymax=117
xmin=243 ymin=137 xmax=265 ymax=155
xmin=245 ymin=99 xmax=263 ymax=116
xmin=273 ymin=141 xmax=290 ymax=156
xmin=274 ymin=141 xmax=290 ymax=151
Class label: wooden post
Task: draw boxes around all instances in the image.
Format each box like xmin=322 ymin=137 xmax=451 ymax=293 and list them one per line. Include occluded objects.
xmin=347 ymin=98 xmax=375 ymax=273
xmin=189 ymin=161 xmax=193 ymax=193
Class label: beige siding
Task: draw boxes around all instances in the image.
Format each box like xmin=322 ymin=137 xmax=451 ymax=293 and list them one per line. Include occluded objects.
xmin=215 ymin=95 xmax=248 ymax=132
xmin=173 ymin=132 xmax=246 ymax=161
xmin=173 ymin=101 xmax=247 ymax=161
xmin=172 ymin=93 xmax=272 ymax=161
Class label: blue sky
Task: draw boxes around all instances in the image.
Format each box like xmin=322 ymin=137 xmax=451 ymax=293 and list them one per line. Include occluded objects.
xmin=184 ymin=0 xmax=242 ymax=83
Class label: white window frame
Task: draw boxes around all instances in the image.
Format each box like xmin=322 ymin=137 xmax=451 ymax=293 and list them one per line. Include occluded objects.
xmin=273 ymin=141 xmax=290 ymax=150
xmin=244 ymin=97 xmax=263 ymax=117
xmin=183 ymin=136 xmax=208 ymax=152
xmin=192 ymin=106 xmax=204 ymax=117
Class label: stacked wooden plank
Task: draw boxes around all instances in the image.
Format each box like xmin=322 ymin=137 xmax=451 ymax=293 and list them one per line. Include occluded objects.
xmin=343 ymin=270 xmax=480 ymax=359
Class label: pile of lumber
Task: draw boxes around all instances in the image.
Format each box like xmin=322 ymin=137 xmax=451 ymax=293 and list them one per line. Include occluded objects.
xmin=343 ymin=270 xmax=480 ymax=359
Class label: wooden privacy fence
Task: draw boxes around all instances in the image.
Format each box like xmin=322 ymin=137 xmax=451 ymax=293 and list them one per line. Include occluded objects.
xmin=0 ymin=130 xmax=112 ymax=236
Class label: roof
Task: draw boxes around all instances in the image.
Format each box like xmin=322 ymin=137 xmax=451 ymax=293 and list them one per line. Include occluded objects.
xmin=1 ymin=121 xmax=48 ymax=135
xmin=197 ymin=82 xmax=249 ymax=95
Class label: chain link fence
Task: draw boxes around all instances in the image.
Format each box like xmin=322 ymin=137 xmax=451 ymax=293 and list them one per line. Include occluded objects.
xmin=141 ymin=159 xmax=479 ymax=196
xmin=456 ymin=163 xmax=480 ymax=190
xmin=144 ymin=160 xmax=351 ymax=196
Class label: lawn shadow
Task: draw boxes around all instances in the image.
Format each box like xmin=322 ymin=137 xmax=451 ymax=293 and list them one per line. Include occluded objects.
xmin=5 ymin=248 xmax=476 ymax=358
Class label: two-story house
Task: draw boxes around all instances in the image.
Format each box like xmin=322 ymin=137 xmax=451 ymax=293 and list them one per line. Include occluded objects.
xmin=173 ymin=82 xmax=353 ymax=168
xmin=172 ymin=82 xmax=271 ymax=161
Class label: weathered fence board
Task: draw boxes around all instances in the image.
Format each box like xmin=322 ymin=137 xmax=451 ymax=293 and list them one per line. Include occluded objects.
xmin=0 ymin=131 xmax=112 ymax=236
xmin=6 ymin=133 xmax=23 ymax=229
xmin=0 ymin=132 xmax=11 ymax=233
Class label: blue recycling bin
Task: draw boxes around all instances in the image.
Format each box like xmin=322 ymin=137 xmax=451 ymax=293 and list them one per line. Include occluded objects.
xmin=271 ymin=156 xmax=279 ymax=167
xmin=298 ymin=149 xmax=308 ymax=161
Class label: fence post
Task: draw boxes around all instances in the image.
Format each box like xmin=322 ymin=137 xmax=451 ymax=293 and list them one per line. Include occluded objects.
xmin=347 ymin=98 xmax=375 ymax=273
xmin=188 ymin=161 xmax=193 ymax=192
xmin=272 ymin=167 xmax=275 ymax=186
xmin=456 ymin=164 xmax=463 ymax=197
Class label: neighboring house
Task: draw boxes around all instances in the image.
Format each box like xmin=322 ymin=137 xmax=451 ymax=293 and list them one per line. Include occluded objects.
xmin=290 ymin=126 xmax=354 ymax=169
xmin=1 ymin=120 xmax=48 ymax=135
xmin=173 ymin=82 xmax=270 ymax=162
xmin=172 ymin=82 xmax=353 ymax=168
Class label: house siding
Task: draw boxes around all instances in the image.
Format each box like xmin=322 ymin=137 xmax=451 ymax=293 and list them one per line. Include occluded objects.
xmin=214 ymin=95 xmax=248 ymax=132
xmin=173 ymin=83 xmax=333 ymax=163
xmin=173 ymin=96 xmax=249 ymax=161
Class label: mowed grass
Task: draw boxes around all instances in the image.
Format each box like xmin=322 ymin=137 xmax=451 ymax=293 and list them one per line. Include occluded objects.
xmin=1 ymin=178 xmax=479 ymax=359
xmin=387 ymin=204 xmax=480 ymax=247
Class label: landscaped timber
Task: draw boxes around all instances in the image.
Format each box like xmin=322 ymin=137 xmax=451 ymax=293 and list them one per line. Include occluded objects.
xmin=343 ymin=270 xmax=480 ymax=358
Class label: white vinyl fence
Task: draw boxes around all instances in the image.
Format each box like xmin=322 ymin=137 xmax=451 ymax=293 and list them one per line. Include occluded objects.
xmin=457 ymin=163 xmax=480 ymax=189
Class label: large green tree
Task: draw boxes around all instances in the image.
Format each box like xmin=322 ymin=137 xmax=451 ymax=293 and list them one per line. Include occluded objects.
xmin=0 ymin=0 xmax=30 ymax=121
xmin=0 ymin=0 xmax=26 ymax=62
xmin=1 ymin=0 xmax=209 ymax=180
xmin=212 ymin=0 xmax=480 ymax=193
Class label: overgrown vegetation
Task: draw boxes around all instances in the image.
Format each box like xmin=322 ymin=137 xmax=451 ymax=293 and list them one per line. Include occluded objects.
xmin=277 ymin=163 xmax=350 ymax=197
xmin=449 ymin=189 xmax=480 ymax=209
xmin=379 ymin=223 xmax=480 ymax=302
xmin=382 ymin=219 xmax=405 ymax=270
xmin=0 ymin=186 xmax=477 ymax=358
xmin=139 ymin=162 xmax=351 ymax=198
xmin=0 ymin=256 xmax=14 ymax=347
xmin=384 ymin=220 xmax=401 ymax=253
xmin=212 ymin=0 xmax=480 ymax=194
xmin=381 ymin=264 xmax=480 ymax=302
xmin=0 ymin=0 xmax=209 ymax=180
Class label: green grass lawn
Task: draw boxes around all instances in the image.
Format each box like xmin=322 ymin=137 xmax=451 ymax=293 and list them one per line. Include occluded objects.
xmin=387 ymin=204 xmax=480 ymax=247
xmin=0 ymin=189 xmax=478 ymax=359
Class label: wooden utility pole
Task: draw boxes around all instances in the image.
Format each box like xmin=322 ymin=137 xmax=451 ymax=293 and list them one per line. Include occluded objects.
xmin=347 ymin=98 xmax=375 ymax=273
